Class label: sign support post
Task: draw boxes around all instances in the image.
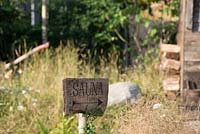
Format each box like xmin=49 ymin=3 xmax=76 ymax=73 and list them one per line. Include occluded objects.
xmin=78 ymin=113 xmax=86 ymax=134
xmin=63 ymin=78 xmax=108 ymax=133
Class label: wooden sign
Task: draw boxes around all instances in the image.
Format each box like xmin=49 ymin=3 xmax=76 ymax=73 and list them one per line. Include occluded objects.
xmin=63 ymin=78 xmax=108 ymax=116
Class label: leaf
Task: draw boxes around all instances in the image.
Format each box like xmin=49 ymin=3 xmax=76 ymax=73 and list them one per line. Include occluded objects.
xmin=135 ymin=14 xmax=141 ymax=23
xmin=37 ymin=119 xmax=49 ymax=134
xmin=144 ymin=20 xmax=150 ymax=28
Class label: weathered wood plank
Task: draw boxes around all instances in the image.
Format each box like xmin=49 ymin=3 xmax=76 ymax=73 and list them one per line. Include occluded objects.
xmin=183 ymin=72 xmax=200 ymax=89
xmin=183 ymin=72 xmax=200 ymax=81
xmin=160 ymin=58 xmax=181 ymax=71
xmin=178 ymin=0 xmax=186 ymax=95
xmin=160 ymin=44 xmax=180 ymax=53
xmin=184 ymin=43 xmax=200 ymax=52
xmin=185 ymin=0 xmax=194 ymax=30
xmin=163 ymin=75 xmax=180 ymax=91
xmin=184 ymin=61 xmax=200 ymax=72
xmin=185 ymin=32 xmax=200 ymax=42
xmin=63 ymin=78 xmax=108 ymax=116
xmin=160 ymin=52 xmax=179 ymax=60
xmin=184 ymin=52 xmax=200 ymax=61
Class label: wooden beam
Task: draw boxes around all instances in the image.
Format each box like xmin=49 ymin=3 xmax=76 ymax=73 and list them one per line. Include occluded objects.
xmin=184 ymin=52 xmax=200 ymax=62
xmin=160 ymin=44 xmax=180 ymax=53
xmin=185 ymin=32 xmax=200 ymax=42
xmin=163 ymin=75 xmax=180 ymax=91
xmin=178 ymin=0 xmax=186 ymax=98
xmin=160 ymin=58 xmax=181 ymax=71
xmin=185 ymin=61 xmax=200 ymax=72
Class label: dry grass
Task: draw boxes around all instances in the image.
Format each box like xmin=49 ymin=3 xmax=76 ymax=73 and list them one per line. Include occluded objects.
xmin=0 ymin=44 xmax=197 ymax=134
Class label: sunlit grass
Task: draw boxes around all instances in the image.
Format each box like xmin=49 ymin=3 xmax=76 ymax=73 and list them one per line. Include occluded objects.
xmin=0 ymin=44 xmax=195 ymax=134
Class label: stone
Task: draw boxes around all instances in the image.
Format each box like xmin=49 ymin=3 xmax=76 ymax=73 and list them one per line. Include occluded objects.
xmin=107 ymin=82 xmax=141 ymax=106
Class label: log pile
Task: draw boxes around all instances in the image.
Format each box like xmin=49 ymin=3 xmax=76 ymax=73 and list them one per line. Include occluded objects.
xmin=159 ymin=44 xmax=181 ymax=100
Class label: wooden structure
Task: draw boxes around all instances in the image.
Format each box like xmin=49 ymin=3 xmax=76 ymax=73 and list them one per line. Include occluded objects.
xmin=159 ymin=44 xmax=181 ymax=99
xmin=160 ymin=0 xmax=200 ymax=103
xmin=180 ymin=0 xmax=200 ymax=104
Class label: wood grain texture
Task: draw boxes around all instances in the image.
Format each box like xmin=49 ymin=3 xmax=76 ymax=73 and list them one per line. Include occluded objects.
xmin=163 ymin=75 xmax=180 ymax=91
xmin=184 ymin=52 xmax=200 ymax=62
xmin=185 ymin=32 xmax=200 ymax=46
xmin=160 ymin=58 xmax=181 ymax=71
xmin=160 ymin=44 xmax=180 ymax=53
xmin=185 ymin=0 xmax=193 ymax=30
xmin=178 ymin=0 xmax=186 ymax=96
xmin=183 ymin=72 xmax=200 ymax=89
xmin=63 ymin=78 xmax=108 ymax=116
xmin=185 ymin=61 xmax=200 ymax=72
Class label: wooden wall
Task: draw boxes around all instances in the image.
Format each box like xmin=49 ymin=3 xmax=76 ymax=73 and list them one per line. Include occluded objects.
xmin=182 ymin=0 xmax=200 ymax=92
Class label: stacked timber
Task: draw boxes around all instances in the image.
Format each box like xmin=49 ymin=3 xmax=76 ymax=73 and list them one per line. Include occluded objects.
xmin=159 ymin=44 xmax=181 ymax=100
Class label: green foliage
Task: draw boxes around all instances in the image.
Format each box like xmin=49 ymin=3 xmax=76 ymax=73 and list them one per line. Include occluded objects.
xmin=0 ymin=0 xmax=34 ymax=60
xmin=50 ymin=117 xmax=77 ymax=134
xmin=37 ymin=119 xmax=49 ymax=134
xmin=0 ymin=0 xmax=180 ymax=67
xmin=37 ymin=117 xmax=77 ymax=134
xmin=84 ymin=115 xmax=96 ymax=134
xmin=0 ymin=87 xmax=11 ymax=117
xmin=133 ymin=0 xmax=180 ymax=64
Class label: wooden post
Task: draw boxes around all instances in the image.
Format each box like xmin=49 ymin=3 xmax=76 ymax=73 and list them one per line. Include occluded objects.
xmin=178 ymin=0 xmax=186 ymax=99
xmin=78 ymin=113 xmax=86 ymax=134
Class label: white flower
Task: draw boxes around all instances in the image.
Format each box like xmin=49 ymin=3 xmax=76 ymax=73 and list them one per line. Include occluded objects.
xmin=17 ymin=105 xmax=24 ymax=111
xmin=0 ymin=86 xmax=5 ymax=90
xmin=17 ymin=69 xmax=23 ymax=74
xmin=22 ymin=90 xmax=26 ymax=95
xmin=33 ymin=102 xmax=37 ymax=107
xmin=31 ymin=98 xmax=37 ymax=103
xmin=9 ymin=106 xmax=13 ymax=111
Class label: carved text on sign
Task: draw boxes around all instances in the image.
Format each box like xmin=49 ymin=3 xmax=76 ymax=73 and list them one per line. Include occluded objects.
xmin=63 ymin=78 xmax=108 ymax=116
xmin=71 ymin=82 xmax=103 ymax=96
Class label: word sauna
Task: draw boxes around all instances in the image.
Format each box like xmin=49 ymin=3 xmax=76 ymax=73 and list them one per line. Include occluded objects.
xmin=71 ymin=82 xmax=103 ymax=97
xmin=63 ymin=78 xmax=108 ymax=116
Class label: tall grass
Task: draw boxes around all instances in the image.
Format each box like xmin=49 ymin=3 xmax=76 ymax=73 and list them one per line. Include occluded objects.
xmin=0 ymin=44 xmax=195 ymax=134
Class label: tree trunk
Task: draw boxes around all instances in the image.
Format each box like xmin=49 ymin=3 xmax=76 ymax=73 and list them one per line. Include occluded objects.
xmin=31 ymin=0 xmax=35 ymax=26
xmin=42 ymin=0 xmax=48 ymax=43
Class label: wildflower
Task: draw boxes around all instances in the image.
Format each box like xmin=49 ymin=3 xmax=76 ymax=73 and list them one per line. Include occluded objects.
xmin=22 ymin=90 xmax=26 ymax=95
xmin=9 ymin=106 xmax=13 ymax=111
xmin=31 ymin=98 xmax=38 ymax=103
xmin=17 ymin=69 xmax=23 ymax=74
xmin=17 ymin=105 xmax=24 ymax=111
xmin=33 ymin=102 xmax=37 ymax=107
xmin=0 ymin=86 xmax=5 ymax=90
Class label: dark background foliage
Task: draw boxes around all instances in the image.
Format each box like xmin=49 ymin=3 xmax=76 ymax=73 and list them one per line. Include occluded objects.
xmin=0 ymin=0 xmax=179 ymax=65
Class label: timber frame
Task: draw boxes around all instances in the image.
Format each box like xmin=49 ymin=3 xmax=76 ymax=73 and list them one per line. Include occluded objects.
xmin=160 ymin=0 xmax=200 ymax=103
